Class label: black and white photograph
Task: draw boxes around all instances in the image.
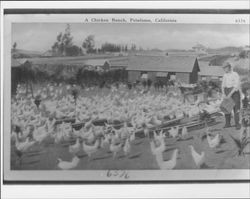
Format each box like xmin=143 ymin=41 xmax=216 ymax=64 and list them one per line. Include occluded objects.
xmin=2 ymin=11 xmax=250 ymax=182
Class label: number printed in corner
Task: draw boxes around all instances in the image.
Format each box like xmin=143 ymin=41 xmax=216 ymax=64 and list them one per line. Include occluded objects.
xmin=235 ymin=19 xmax=246 ymax=24
xmin=107 ymin=170 xmax=129 ymax=179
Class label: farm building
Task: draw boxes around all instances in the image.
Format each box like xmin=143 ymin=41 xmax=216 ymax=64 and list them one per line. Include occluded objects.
xmin=198 ymin=61 xmax=224 ymax=81
xmin=84 ymin=59 xmax=110 ymax=71
xmin=126 ymin=55 xmax=200 ymax=84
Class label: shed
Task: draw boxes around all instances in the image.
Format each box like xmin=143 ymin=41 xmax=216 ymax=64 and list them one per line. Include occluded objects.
xmin=126 ymin=55 xmax=200 ymax=84
xmin=198 ymin=61 xmax=224 ymax=81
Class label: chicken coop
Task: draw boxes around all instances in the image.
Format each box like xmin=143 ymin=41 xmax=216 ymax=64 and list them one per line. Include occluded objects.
xmin=126 ymin=55 xmax=200 ymax=84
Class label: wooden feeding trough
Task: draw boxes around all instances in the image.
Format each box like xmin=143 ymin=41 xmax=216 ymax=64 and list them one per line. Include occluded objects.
xmin=134 ymin=110 xmax=221 ymax=138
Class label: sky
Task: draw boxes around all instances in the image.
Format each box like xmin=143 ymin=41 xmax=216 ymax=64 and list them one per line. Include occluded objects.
xmin=12 ymin=23 xmax=249 ymax=52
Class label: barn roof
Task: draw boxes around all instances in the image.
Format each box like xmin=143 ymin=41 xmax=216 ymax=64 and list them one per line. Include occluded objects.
xmin=199 ymin=61 xmax=224 ymax=77
xmin=126 ymin=55 xmax=198 ymax=73
xmin=109 ymin=57 xmax=129 ymax=68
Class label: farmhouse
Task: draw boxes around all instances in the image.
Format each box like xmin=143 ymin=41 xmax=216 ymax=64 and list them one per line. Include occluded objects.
xmin=192 ymin=43 xmax=207 ymax=54
xmin=126 ymin=55 xmax=200 ymax=84
xmin=198 ymin=61 xmax=224 ymax=81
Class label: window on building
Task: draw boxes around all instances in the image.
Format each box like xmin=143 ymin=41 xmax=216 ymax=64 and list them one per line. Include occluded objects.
xmin=201 ymin=76 xmax=206 ymax=81
xmin=141 ymin=71 xmax=148 ymax=79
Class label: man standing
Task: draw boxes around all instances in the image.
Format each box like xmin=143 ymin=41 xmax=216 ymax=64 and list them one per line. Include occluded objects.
xmin=221 ymin=62 xmax=241 ymax=129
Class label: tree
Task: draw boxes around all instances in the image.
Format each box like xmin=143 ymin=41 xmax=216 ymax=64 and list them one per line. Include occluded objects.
xmin=13 ymin=42 xmax=17 ymax=51
xmin=51 ymin=24 xmax=75 ymax=56
xmin=82 ymin=35 xmax=95 ymax=54
xmin=131 ymin=44 xmax=137 ymax=51
xmin=12 ymin=42 xmax=17 ymax=58
xmin=65 ymin=45 xmax=81 ymax=56
xmin=100 ymin=42 xmax=122 ymax=53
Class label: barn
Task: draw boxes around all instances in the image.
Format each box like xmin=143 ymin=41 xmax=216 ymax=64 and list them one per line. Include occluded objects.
xmin=126 ymin=55 xmax=200 ymax=84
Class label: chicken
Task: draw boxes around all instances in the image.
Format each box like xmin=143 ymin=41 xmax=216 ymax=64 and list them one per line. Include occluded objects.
xmin=143 ymin=127 xmax=150 ymax=138
xmin=155 ymin=149 xmax=179 ymax=170
xmin=169 ymin=126 xmax=179 ymax=138
xmin=33 ymin=125 xmax=50 ymax=144
xmin=207 ymin=133 xmax=221 ymax=148
xmin=15 ymin=136 xmax=36 ymax=153
xmin=100 ymin=134 xmax=111 ymax=148
xmin=57 ymin=156 xmax=80 ymax=170
xmin=189 ymin=145 xmax=205 ymax=168
xmin=82 ymin=139 xmax=99 ymax=160
xmin=110 ymin=137 xmax=123 ymax=159
xmin=123 ymin=138 xmax=131 ymax=156
xmin=153 ymin=130 xmax=164 ymax=143
xmin=18 ymin=125 xmax=32 ymax=141
xmin=13 ymin=134 xmax=37 ymax=165
xmin=69 ymin=138 xmax=81 ymax=154
xmin=129 ymin=131 xmax=136 ymax=142
xmin=150 ymin=139 xmax=166 ymax=155
xmin=72 ymin=128 xmax=83 ymax=138
xmin=181 ymin=126 xmax=188 ymax=138
xmin=151 ymin=115 xmax=162 ymax=126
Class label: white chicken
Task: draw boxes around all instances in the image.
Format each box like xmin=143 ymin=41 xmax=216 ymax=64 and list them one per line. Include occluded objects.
xmin=33 ymin=125 xmax=50 ymax=144
xmin=153 ymin=130 xmax=164 ymax=143
xmin=110 ymin=136 xmax=123 ymax=159
xmin=181 ymin=126 xmax=188 ymax=138
xmin=14 ymin=136 xmax=36 ymax=153
xmin=169 ymin=126 xmax=179 ymax=138
xmin=151 ymin=115 xmax=162 ymax=126
xmin=123 ymin=138 xmax=131 ymax=156
xmin=189 ymin=145 xmax=205 ymax=168
xmin=150 ymin=139 xmax=166 ymax=155
xmin=206 ymin=133 xmax=221 ymax=148
xmin=143 ymin=126 xmax=150 ymax=138
xmin=57 ymin=156 xmax=80 ymax=170
xmin=82 ymin=139 xmax=99 ymax=160
xmin=155 ymin=149 xmax=179 ymax=170
xmin=129 ymin=131 xmax=136 ymax=142
xmin=69 ymin=138 xmax=81 ymax=154
xmin=100 ymin=133 xmax=111 ymax=148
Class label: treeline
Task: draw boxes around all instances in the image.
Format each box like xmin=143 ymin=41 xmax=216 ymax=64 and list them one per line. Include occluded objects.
xmin=50 ymin=24 xmax=137 ymax=57
xmin=100 ymin=42 xmax=129 ymax=53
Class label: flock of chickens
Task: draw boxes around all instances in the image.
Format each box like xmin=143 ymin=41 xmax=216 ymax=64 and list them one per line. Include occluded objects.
xmin=11 ymin=82 xmax=229 ymax=170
